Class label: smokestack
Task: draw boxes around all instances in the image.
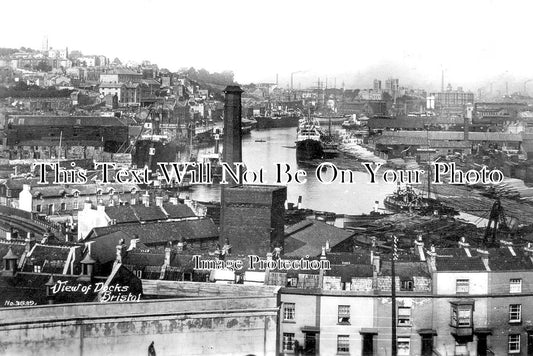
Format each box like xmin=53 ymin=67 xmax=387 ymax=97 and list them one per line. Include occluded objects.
xmin=219 ymin=86 xmax=243 ymax=246
xmin=222 ymin=86 xmax=243 ymax=166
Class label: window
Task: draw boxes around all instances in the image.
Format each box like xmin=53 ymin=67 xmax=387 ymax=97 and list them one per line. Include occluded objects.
xmin=287 ymin=277 xmax=298 ymax=287
xmin=60 ymin=202 xmax=66 ymax=211
xmin=283 ymin=333 xmax=295 ymax=351
xmin=509 ymin=304 xmax=521 ymax=323
xmin=283 ymin=303 xmax=295 ymax=321
xmin=451 ymin=304 xmax=473 ymax=328
xmin=73 ymin=191 xmax=80 ymax=198
xmin=457 ymin=307 xmax=472 ymax=327
xmin=33 ymin=265 xmax=41 ymax=273
xmin=337 ymin=335 xmax=349 ymax=353
xmin=508 ymin=334 xmax=520 ymax=353
xmin=36 ymin=204 xmax=41 ymax=212
xmin=73 ymin=201 xmax=79 ymax=210
xmin=456 ymin=279 xmax=469 ymax=294
xmin=397 ymin=337 xmax=411 ymax=356
xmin=510 ymin=279 xmax=522 ymax=293
xmin=134 ymin=270 xmax=142 ymax=278
xmin=401 ymin=279 xmax=414 ymax=291
xmin=338 ymin=305 xmax=350 ymax=324
xmin=398 ymin=307 xmax=411 ymax=326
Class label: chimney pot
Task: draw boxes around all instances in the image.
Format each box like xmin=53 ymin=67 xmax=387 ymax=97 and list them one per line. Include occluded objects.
xmin=142 ymin=193 xmax=150 ymax=207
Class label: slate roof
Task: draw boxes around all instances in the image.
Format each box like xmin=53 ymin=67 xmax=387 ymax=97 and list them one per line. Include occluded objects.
xmin=87 ymin=230 xmax=134 ymax=264
xmin=434 ymin=248 xmax=487 ymax=271
xmin=104 ymin=203 xmax=195 ymax=224
xmin=89 ymin=218 xmax=219 ymax=244
xmin=380 ymin=261 xmax=430 ymax=278
xmin=0 ymin=240 xmax=26 ymax=262
xmin=29 ymin=183 xmax=138 ymax=198
xmin=130 ymin=205 xmax=167 ymax=221
xmin=23 ymin=244 xmax=72 ymax=274
xmin=484 ymin=247 xmax=533 ymax=271
xmin=105 ymin=206 xmax=138 ymax=223
xmin=329 ymin=264 xmax=374 ymax=281
xmin=123 ymin=251 xmax=165 ymax=268
xmin=284 ymin=220 xmax=354 ymax=257
xmin=162 ymin=203 xmax=195 ymax=219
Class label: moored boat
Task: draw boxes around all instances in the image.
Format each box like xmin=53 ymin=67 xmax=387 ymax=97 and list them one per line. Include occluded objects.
xmin=254 ymin=109 xmax=303 ymax=129
xmin=295 ymin=117 xmax=324 ymax=160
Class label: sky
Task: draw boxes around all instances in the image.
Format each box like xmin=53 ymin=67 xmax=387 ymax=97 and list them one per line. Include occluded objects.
xmin=2 ymin=0 xmax=533 ymax=93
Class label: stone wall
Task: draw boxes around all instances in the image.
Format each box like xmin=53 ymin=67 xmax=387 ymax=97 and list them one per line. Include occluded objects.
xmin=0 ymin=291 xmax=279 ymax=356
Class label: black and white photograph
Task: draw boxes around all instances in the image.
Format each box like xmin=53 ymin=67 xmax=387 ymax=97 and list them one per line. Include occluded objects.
xmin=1 ymin=0 xmax=533 ymax=355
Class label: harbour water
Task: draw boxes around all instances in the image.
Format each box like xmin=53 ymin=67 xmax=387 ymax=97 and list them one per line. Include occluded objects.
xmin=188 ymin=127 xmax=396 ymax=215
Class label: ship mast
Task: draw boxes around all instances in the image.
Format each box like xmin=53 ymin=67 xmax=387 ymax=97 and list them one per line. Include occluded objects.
xmin=426 ymin=124 xmax=431 ymax=199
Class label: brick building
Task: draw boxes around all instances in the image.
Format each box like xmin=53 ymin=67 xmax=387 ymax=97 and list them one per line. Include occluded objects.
xmin=220 ymin=185 xmax=287 ymax=255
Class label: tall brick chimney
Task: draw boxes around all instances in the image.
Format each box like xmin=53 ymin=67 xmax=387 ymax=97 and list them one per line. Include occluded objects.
xmin=222 ymin=85 xmax=243 ymax=166
xmin=220 ymin=86 xmax=243 ymax=246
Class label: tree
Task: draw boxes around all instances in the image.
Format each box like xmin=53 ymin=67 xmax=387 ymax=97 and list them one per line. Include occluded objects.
xmin=382 ymin=92 xmax=392 ymax=101
xmin=35 ymin=61 xmax=52 ymax=72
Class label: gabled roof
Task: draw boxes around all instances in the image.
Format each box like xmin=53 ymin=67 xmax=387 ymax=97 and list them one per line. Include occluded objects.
xmin=87 ymin=231 xmax=137 ymax=264
xmin=284 ymin=220 xmax=354 ymax=257
xmin=23 ymin=244 xmax=72 ymax=274
xmin=162 ymin=203 xmax=195 ymax=219
xmin=105 ymin=206 xmax=138 ymax=223
xmin=130 ymin=205 xmax=167 ymax=221
xmin=104 ymin=203 xmax=195 ymax=224
xmin=329 ymin=264 xmax=374 ymax=280
xmin=89 ymin=218 xmax=218 ymax=244
xmin=380 ymin=261 xmax=430 ymax=278
xmin=484 ymin=248 xmax=533 ymax=271
xmin=434 ymin=248 xmax=487 ymax=271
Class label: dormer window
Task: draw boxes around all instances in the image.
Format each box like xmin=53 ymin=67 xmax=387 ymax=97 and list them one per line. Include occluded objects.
xmin=96 ymin=189 xmax=102 ymax=196
xmin=73 ymin=191 xmax=80 ymax=198
xmin=108 ymin=188 xmax=115 ymax=196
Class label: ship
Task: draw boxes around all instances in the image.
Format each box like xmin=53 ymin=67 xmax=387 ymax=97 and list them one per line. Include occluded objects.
xmin=384 ymin=184 xmax=458 ymax=216
xmin=295 ymin=117 xmax=326 ymax=160
xmin=254 ymin=108 xmax=303 ymax=129
xmin=132 ymin=135 xmax=181 ymax=172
